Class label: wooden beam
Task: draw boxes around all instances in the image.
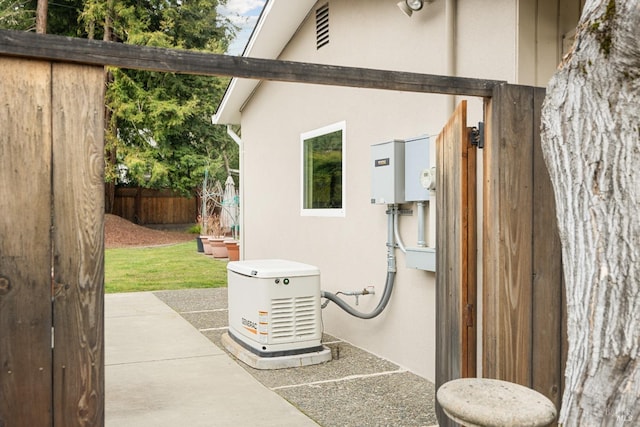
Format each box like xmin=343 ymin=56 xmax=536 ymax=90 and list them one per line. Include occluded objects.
xmin=0 ymin=29 xmax=503 ymax=97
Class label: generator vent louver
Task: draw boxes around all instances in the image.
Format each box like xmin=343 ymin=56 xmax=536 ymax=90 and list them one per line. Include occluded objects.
xmin=271 ymin=296 xmax=318 ymax=342
xmin=316 ymin=3 xmax=329 ymax=49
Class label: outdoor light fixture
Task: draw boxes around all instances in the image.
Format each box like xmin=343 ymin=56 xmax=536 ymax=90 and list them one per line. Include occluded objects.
xmin=397 ymin=0 xmax=431 ymax=17
xmin=406 ymin=0 xmax=424 ymax=11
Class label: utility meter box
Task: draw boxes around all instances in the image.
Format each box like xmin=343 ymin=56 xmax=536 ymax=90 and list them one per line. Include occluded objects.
xmin=404 ymin=136 xmax=431 ymax=202
xmin=371 ymin=140 xmax=405 ymax=204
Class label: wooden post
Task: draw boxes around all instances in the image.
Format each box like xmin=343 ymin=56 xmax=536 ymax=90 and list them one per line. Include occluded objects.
xmin=51 ymin=63 xmax=105 ymax=427
xmin=0 ymin=57 xmax=54 ymax=427
xmin=483 ymin=84 xmax=564 ymax=415
xmin=0 ymin=58 xmax=105 ymax=427
xmin=531 ymin=87 xmax=565 ymax=412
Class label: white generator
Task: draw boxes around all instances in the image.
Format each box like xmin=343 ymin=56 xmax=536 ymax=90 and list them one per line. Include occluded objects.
xmin=227 ymin=259 xmax=324 ymax=357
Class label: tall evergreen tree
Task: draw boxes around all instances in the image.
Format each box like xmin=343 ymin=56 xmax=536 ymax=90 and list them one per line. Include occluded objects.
xmin=0 ymin=0 xmax=34 ymax=30
xmin=80 ymin=0 xmax=237 ymax=206
xmin=1 ymin=0 xmax=238 ymax=208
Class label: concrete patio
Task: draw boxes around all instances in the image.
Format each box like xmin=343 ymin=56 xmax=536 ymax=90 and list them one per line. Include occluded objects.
xmin=106 ymin=288 xmax=438 ymax=426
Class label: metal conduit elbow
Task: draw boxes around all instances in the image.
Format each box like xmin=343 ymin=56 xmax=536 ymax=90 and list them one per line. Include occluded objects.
xmin=320 ymin=272 xmax=396 ymax=319
xmin=320 ymin=206 xmax=398 ymax=319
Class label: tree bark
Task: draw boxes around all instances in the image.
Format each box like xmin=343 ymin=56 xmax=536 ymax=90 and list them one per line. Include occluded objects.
xmin=35 ymin=0 xmax=47 ymax=33
xmin=540 ymin=0 xmax=640 ymax=425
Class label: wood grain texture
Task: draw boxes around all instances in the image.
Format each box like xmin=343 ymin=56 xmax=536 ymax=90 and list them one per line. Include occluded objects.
xmin=531 ymin=87 xmax=564 ymax=412
xmin=436 ymin=100 xmax=476 ymax=426
xmin=464 ymin=125 xmax=477 ymax=379
xmin=0 ymin=29 xmax=502 ymax=97
xmin=0 ymin=58 xmax=53 ymax=426
xmin=483 ymin=84 xmax=534 ymax=385
xmin=482 ymin=95 xmax=500 ymax=377
xmin=499 ymin=84 xmax=534 ymax=385
xmin=483 ymin=85 xmax=564 ymax=421
xmin=51 ymin=63 xmax=105 ymax=427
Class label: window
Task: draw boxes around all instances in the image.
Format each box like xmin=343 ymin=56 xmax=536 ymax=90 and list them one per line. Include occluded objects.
xmin=301 ymin=121 xmax=346 ymax=217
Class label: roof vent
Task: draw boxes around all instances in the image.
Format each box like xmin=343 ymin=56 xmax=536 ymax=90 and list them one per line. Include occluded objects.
xmin=316 ymin=3 xmax=329 ymax=49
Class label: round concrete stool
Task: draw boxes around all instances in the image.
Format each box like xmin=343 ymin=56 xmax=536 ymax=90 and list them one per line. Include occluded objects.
xmin=437 ymin=378 xmax=557 ymax=427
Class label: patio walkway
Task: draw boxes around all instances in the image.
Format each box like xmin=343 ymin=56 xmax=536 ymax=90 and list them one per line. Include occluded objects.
xmin=106 ymin=288 xmax=438 ymax=426
xmin=105 ymin=292 xmax=317 ymax=426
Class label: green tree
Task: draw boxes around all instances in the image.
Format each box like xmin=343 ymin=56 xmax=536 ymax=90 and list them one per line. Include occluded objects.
xmin=0 ymin=0 xmax=34 ymax=30
xmin=0 ymin=0 xmax=84 ymax=35
xmin=1 ymin=0 xmax=239 ymax=208
xmin=46 ymin=0 xmax=84 ymax=36
xmin=80 ymin=0 xmax=237 ymax=206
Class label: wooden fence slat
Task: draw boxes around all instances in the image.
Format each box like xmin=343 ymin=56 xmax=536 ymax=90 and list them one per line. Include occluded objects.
xmin=0 ymin=58 xmax=53 ymax=427
xmin=436 ymin=100 xmax=477 ymax=426
xmin=531 ymin=87 xmax=565 ymax=412
xmin=483 ymin=84 xmax=535 ymax=385
xmin=482 ymin=95 xmax=500 ymax=377
xmin=465 ymin=124 xmax=478 ymax=379
xmin=51 ymin=63 xmax=105 ymax=427
xmin=483 ymin=85 xmax=565 ymax=418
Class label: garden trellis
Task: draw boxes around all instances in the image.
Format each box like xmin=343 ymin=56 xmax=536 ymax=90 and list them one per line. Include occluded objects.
xmin=197 ymin=171 xmax=239 ymax=238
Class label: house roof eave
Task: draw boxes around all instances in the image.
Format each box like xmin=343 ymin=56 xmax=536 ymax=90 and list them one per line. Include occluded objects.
xmin=212 ymin=0 xmax=317 ymax=125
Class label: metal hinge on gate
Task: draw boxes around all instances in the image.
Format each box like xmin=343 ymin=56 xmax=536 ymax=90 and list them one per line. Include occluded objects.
xmin=469 ymin=122 xmax=484 ymax=149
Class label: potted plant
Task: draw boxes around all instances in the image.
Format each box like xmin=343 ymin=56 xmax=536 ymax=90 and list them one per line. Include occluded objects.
xmin=196 ymin=215 xmax=214 ymax=255
xmin=207 ymin=213 xmax=228 ymax=258
xmin=224 ymin=238 xmax=240 ymax=261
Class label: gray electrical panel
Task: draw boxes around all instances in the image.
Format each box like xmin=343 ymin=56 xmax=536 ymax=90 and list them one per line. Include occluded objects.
xmin=404 ymin=136 xmax=431 ymax=201
xmin=371 ymin=140 xmax=405 ymax=204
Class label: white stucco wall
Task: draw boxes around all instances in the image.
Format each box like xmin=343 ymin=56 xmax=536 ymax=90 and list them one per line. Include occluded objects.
xmin=235 ymin=0 xmax=580 ymax=381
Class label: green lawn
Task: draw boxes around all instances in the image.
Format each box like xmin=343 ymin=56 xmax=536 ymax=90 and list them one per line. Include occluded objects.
xmin=105 ymin=242 xmax=228 ymax=293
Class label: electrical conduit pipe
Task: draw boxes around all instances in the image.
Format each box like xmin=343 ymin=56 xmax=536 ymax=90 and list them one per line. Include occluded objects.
xmin=320 ymin=205 xmax=398 ymax=319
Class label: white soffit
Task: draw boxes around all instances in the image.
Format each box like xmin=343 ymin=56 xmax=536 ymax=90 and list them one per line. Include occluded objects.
xmin=213 ymin=0 xmax=317 ymax=125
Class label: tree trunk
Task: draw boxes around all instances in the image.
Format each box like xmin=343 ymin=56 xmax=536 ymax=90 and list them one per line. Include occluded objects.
xmin=35 ymin=0 xmax=47 ymax=33
xmin=540 ymin=0 xmax=640 ymax=425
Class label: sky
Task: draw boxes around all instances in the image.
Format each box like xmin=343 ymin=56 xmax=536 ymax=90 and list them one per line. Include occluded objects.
xmin=218 ymin=0 xmax=267 ymax=56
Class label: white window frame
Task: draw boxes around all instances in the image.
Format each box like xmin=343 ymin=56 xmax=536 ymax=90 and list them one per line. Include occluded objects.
xmin=300 ymin=121 xmax=346 ymax=217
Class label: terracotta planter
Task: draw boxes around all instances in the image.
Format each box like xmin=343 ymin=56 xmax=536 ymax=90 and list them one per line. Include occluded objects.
xmin=200 ymin=236 xmax=213 ymax=255
xmin=225 ymin=240 xmax=240 ymax=261
xmin=208 ymin=237 xmax=228 ymax=258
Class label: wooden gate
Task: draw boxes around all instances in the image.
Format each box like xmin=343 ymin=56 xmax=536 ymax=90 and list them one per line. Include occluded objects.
xmin=435 ymin=87 xmax=565 ymax=425
xmin=0 ymin=58 xmax=105 ymax=426
xmin=435 ymin=100 xmax=477 ymax=424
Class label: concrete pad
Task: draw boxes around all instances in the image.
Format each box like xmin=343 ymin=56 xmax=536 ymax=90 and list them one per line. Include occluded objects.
xmin=105 ymin=292 xmax=318 ymax=427
xmin=221 ymin=332 xmax=332 ymax=370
